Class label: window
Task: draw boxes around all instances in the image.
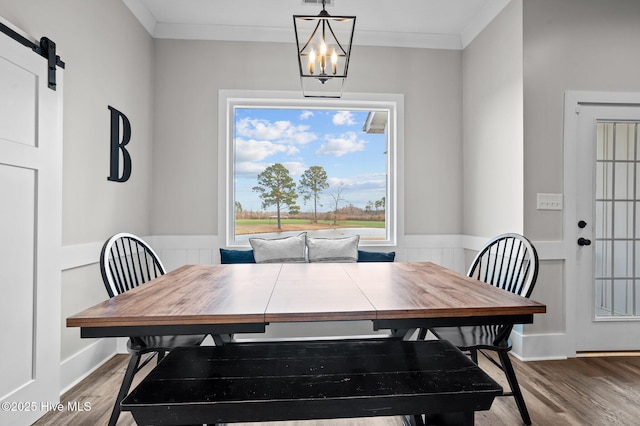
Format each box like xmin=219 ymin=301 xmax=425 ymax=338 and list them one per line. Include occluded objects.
xmin=219 ymin=90 xmax=403 ymax=247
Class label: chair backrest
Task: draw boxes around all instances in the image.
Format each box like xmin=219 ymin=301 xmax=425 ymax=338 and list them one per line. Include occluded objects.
xmin=100 ymin=233 xmax=166 ymax=298
xmin=468 ymin=233 xmax=539 ymax=298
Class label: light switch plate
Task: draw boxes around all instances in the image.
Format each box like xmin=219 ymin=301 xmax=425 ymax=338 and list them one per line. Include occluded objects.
xmin=537 ymin=193 xmax=563 ymax=210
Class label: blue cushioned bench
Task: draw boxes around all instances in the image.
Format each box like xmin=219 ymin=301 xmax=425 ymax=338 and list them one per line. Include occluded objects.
xmin=122 ymin=339 xmax=501 ymax=426
xmin=219 ymin=248 xmax=396 ymax=264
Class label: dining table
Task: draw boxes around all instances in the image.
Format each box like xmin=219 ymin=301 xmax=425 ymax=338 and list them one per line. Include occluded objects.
xmin=66 ymin=261 xmax=546 ymax=425
xmin=66 ymin=261 xmax=546 ymax=338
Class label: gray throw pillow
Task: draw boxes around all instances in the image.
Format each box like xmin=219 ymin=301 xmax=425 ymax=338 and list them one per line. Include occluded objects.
xmin=249 ymin=233 xmax=307 ymax=263
xmin=307 ymin=235 xmax=359 ymax=263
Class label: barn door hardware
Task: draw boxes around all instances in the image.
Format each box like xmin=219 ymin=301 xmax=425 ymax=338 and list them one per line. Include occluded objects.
xmin=0 ymin=21 xmax=65 ymax=90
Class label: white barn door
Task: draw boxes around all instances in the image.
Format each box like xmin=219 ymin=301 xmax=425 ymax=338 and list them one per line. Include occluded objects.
xmin=0 ymin=23 xmax=63 ymax=425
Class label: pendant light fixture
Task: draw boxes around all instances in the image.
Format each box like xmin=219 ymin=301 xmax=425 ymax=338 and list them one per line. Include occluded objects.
xmin=293 ymin=0 xmax=355 ymax=98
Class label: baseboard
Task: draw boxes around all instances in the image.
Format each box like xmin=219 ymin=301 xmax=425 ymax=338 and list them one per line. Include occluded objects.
xmin=511 ymin=330 xmax=568 ymax=361
xmin=116 ymin=336 xmax=129 ymax=354
xmin=59 ymin=338 xmax=116 ymax=394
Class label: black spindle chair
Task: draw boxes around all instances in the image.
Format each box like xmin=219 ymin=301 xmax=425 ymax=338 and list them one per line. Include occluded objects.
xmin=100 ymin=233 xmax=206 ymax=426
xmin=422 ymin=233 xmax=539 ymax=425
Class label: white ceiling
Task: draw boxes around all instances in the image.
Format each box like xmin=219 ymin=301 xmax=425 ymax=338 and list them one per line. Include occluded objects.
xmin=123 ymin=0 xmax=511 ymax=50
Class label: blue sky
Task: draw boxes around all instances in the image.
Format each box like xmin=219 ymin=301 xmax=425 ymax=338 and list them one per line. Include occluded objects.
xmin=233 ymin=108 xmax=387 ymax=213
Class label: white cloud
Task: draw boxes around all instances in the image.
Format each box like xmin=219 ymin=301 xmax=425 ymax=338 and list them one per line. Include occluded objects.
xmin=327 ymin=177 xmax=353 ymax=187
xmin=332 ymin=111 xmax=356 ymax=126
xmin=237 ymin=160 xmax=306 ymax=178
xmin=300 ymin=110 xmax=314 ymax=120
xmin=235 ymin=138 xmax=288 ymax=162
xmin=316 ymin=132 xmax=366 ymax=157
xmin=235 ymin=161 xmax=270 ymax=176
xmin=236 ymin=117 xmax=316 ymax=145
xmin=281 ymin=161 xmax=306 ymax=176
xmin=326 ymin=175 xmax=385 ymax=190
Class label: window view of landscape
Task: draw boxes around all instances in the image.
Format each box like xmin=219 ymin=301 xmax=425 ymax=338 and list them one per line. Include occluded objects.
xmin=232 ymin=107 xmax=390 ymax=243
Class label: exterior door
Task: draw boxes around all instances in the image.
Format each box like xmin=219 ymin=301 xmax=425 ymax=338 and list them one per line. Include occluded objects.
xmin=575 ymin=104 xmax=640 ymax=352
xmin=0 ymin=27 xmax=63 ymax=425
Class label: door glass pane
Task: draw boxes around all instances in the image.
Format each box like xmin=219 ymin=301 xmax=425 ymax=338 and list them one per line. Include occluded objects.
xmin=596 ymin=162 xmax=613 ymax=199
xmin=595 ymin=201 xmax=612 ymax=239
xmin=614 ymin=123 xmax=635 ymax=161
xmin=594 ymin=240 xmax=611 ymax=278
xmin=613 ymin=280 xmax=633 ymax=316
xmin=613 ymin=234 xmax=633 ymax=278
xmin=594 ymin=121 xmax=639 ymax=319
xmin=613 ymin=201 xmax=634 ymax=239
xmin=595 ymin=279 xmax=611 ymax=316
xmin=614 ymin=163 xmax=634 ymax=199
xmin=597 ymin=123 xmax=614 ymax=161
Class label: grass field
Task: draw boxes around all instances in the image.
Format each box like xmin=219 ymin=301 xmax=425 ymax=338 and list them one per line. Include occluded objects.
xmin=235 ymin=218 xmax=385 ymax=235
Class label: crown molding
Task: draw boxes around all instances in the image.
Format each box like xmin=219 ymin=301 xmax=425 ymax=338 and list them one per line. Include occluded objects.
xmin=460 ymin=0 xmax=511 ymax=48
xmin=123 ymin=0 xmax=512 ymax=51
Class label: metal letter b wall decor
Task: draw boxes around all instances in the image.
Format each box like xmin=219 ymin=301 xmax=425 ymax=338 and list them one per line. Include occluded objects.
xmin=108 ymin=106 xmax=132 ymax=182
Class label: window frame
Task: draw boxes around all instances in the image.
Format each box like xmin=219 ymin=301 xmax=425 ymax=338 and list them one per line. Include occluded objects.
xmin=218 ymin=90 xmax=404 ymax=248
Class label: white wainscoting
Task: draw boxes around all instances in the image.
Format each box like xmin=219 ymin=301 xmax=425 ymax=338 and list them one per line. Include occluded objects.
xmin=148 ymin=234 xmax=468 ymax=274
xmin=147 ymin=234 xmax=223 ymax=272
xmin=62 ymin=234 xmax=565 ymax=273
xmin=59 ymin=338 xmax=116 ymax=394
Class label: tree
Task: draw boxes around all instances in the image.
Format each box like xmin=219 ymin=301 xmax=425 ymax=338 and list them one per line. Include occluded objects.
xmin=365 ymin=201 xmax=375 ymax=214
xmin=365 ymin=197 xmax=385 ymax=215
xmin=252 ymin=163 xmax=299 ymax=230
xmin=298 ymin=166 xmax=329 ymax=223
xmin=329 ymin=183 xmax=347 ymax=226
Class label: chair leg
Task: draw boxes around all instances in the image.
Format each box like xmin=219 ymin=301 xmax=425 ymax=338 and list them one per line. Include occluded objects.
xmin=413 ymin=414 xmax=425 ymax=425
xmin=400 ymin=414 xmax=422 ymax=426
xmin=108 ymin=353 xmax=141 ymax=426
xmin=498 ymin=351 xmax=531 ymax=425
xmin=470 ymin=348 xmax=478 ymax=364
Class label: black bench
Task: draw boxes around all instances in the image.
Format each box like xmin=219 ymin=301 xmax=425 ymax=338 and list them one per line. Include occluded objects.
xmin=122 ymin=339 xmax=502 ymax=426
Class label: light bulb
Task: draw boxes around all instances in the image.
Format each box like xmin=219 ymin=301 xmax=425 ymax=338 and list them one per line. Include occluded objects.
xmin=308 ymin=49 xmax=315 ymax=74
xmin=331 ymin=50 xmax=337 ymax=74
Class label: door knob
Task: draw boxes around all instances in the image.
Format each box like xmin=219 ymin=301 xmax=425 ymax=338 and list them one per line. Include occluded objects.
xmin=578 ymin=220 xmax=587 ymax=228
xmin=577 ymin=237 xmax=592 ymax=246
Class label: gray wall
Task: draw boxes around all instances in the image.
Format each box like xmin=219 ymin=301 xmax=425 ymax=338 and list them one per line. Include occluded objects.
xmin=151 ymin=41 xmax=463 ymax=236
xmin=0 ymin=0 xmax=155 ymax=245
xmin=522 ymin=0 xmax=640 ymax=337
xmin=524 ymin=0 xmax=640 ymax=241
xmin=462 ymin=0 xmax=524 ymax=237
xmin=0 ymin=0 xmax=154 ymax=359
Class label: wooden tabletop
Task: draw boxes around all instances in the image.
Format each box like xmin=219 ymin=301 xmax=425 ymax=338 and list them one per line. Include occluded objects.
xmin=67 ymin=262 xmax=545 ymax=335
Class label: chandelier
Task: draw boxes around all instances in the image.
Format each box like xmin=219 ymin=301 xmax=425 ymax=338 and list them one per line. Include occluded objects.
xmin=293 ymin=0 xmax=356 ymax=98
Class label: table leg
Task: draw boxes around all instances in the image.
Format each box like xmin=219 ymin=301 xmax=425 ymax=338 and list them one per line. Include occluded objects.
xmin=388 ymin=328 xmax=418 ymax=340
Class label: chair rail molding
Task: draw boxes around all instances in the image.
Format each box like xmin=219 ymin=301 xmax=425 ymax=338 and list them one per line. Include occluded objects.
xmin=61 ymin=234 xmax=565 ymax=270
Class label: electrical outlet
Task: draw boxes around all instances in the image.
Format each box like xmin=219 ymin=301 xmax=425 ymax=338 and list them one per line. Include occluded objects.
xmin=537 ymin=193 xmax=563 ymax=210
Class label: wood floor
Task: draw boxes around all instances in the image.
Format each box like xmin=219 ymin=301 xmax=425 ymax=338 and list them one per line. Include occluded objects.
xmin=33 ymin=351 xmax=640 ymax=426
